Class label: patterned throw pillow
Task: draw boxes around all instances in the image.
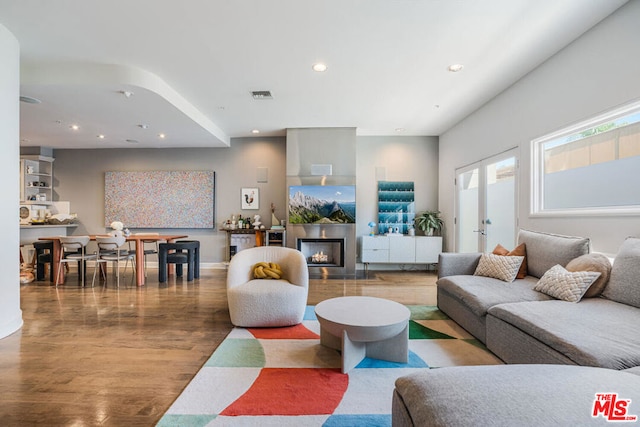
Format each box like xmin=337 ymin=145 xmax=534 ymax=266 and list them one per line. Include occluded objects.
xmin=534 ymin=264 xmax=601 ymax=302
xmin=473 ymin=253 xmax=524 ymax=282
xmin=493 ymin=243 xmax=527 ymax=279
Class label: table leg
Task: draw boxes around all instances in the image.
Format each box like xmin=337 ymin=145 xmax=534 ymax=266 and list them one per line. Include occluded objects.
xmin=134 ymin=239 xmax=145 ymax=286
xmin=52 ymin=240 xmax=64 ymax=285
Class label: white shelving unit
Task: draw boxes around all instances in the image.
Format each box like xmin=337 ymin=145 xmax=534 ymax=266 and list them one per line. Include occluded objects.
xmin=20 ymin=155 xmax=54 ymax=204
xmin=360 ymin=235 xmax=442 ymax=273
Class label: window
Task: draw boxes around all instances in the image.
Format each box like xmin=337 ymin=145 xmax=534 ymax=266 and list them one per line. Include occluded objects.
xmin=532 ymin=100 xmax=640 ymax=215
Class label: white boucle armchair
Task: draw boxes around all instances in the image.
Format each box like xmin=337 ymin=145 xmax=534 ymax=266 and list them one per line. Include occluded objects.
xmin=227 ymin=246 xmax=309 ymax=327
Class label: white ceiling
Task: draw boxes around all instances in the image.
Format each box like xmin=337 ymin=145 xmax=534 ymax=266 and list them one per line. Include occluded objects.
xmin=0 ymin=0 xmax=628 ymax=149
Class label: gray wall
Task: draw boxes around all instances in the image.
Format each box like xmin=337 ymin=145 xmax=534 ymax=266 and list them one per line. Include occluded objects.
xmin=439 ymin=1 xmax=640 ymax=255
xmin=54 ymin=137 xmax=287 ymax=263
xmin=53 ymin=133 xmax=440 ymax=268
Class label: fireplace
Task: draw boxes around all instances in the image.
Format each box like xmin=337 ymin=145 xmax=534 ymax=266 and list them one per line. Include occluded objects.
xmin=297 ymin=238 xmax=345 ymax=268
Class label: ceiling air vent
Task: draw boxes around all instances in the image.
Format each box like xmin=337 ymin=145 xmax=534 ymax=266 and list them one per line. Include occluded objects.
xmin=251 ymin=90 xmax=273 ymax=100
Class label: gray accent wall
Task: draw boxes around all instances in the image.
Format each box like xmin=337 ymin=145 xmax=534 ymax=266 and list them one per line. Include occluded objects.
xmin=54 ymin=137 xmax=286 ymax=263
xmin=439 ymin=0 xmax=640 ymax=255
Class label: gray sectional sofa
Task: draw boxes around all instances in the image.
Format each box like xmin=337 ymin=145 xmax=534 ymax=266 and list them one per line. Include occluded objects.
xmin=392 ymin=230 xmax=640 ymax=426
xmin=436 ymin=229 xmax=640 ymax=368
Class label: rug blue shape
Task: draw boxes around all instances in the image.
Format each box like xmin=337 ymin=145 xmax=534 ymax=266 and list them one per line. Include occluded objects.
xmin=355 ymin=350 xmax=428 ymax=369
xmin=304 ymin=305 xmax=317 ymax=320
xmin=323 ymin=413 xmax=391 ymax=427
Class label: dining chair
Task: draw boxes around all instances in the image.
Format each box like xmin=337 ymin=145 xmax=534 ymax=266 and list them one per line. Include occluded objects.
xmin=93 ymin=235 xmax=136 ymax=287
xmin=56 ymin=236 xmax=97 ymax=287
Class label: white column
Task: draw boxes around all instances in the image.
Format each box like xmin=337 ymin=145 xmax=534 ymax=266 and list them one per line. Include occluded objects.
xmin=0 ymin=24 xmax=23 ymax=339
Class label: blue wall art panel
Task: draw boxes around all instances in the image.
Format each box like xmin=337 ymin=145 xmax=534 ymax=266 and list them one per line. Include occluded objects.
xmin=378 ymin=181 xmax=415 ymax=234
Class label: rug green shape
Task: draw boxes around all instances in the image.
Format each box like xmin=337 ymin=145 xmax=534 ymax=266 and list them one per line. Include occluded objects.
xmin=407 ymin=305 xmax=449 ymax=321
xmin=409 ymin=320 xmax=456 ymax=340
xmin=156 ymin=414 xmax=216 ymax=427
xmin=205 ymin=338 xmax=265 ymax=367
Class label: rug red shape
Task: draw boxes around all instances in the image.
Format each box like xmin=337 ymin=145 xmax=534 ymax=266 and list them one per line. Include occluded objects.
xmin=248 ymin=324 xmax=319 ymax=339
xmin=220 ymin=368 xmax=348 ymax=416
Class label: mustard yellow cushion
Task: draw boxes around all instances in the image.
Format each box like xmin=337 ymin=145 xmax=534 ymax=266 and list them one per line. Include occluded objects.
xmin=253 ymin=262 xmax=283 ymax=280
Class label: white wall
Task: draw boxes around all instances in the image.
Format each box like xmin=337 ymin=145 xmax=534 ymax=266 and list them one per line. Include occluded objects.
xmin=356 ymin=135 xmax=439 ymax=259
xmin=439 ymin=1 xmax=640 ymax=255
xmin=0 ymin=24 xmax=23 ymax=339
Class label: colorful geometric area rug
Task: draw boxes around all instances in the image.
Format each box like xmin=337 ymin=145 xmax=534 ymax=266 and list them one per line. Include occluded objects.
xmin=157 ymin=305 xmax=502 ymax=427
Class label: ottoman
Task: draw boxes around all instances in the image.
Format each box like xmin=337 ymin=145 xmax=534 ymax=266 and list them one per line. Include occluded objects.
xmin=392 ymin=364 xmax=640 ymax=426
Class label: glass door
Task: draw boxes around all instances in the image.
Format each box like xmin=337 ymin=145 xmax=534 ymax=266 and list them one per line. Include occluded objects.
xmin=455 ymin=149 xmax=518 ymax=252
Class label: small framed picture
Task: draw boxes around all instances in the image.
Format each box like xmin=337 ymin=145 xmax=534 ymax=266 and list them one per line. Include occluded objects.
xmin=241 ymin=188 xmax=259 ymax=210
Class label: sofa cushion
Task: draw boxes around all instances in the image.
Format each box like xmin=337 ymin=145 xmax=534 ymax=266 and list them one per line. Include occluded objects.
xmin=533 ymin=264 xmax=600 ymax=303
xmin=566 ymin=253 xmax=612 ymax=298
xmin=517 ymin=229 xmax=590 ymax=278
xmin=493 ymin=243 xmax=527 ymax=279
xmin=602 ymin=237 xmax=640 ymax=309
xmin=487 ymin=299 xmax=640 ymax=369
xmin=436 ymin=275 xmax=551 ymax=318
xmin=473 ymin=253 xmax=524 ymax=282
xmin=393 ymin=365 xmax=640 ymax=427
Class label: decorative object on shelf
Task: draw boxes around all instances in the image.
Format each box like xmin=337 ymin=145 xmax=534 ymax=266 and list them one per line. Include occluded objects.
xmin=270 ymin=202 xmax=284 ymax=229
xmin=253 ymin=214 xmax=262 ymax=229
xmin=241 ymin=187 xmax=259 ymax=210
xmin=367 ymin=221 xmax=376 ymax=236
xmin=377 ymin=181 xmax=414 ymax=235
xmin=20 ymin=205 xmax=31 ymax=225
xmin=415 ymin=210 xmax=444 ymax=236
xmin=408 ymin=226 xmax=415 ymax=236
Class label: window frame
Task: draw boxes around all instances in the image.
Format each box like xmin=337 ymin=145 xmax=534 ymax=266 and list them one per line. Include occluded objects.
xmin=531 ymin=99 xmax=640 ymax=217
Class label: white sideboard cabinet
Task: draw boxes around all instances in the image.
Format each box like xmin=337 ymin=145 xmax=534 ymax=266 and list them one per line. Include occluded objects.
xmin=361 ymin=235 xmax=442 ymax=271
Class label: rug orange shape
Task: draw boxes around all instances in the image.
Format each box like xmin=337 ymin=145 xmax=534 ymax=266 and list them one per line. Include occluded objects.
xmin=220 ymin=368 xmax=348 ymax=416
xmin=248 ymin=324 xmax=319 ymax=339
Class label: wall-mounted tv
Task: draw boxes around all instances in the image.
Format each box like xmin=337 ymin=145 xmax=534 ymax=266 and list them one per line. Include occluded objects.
xmin=289 ymin=185 xmax=356 ymax=224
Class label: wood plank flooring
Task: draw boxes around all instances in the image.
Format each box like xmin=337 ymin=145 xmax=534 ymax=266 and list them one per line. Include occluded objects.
xmin=0 ymin=267 xmax=437 ymax=426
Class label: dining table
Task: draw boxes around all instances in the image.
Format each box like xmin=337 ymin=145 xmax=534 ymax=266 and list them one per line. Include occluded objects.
xmin=41 ymin=234 xmax=188 ymax=287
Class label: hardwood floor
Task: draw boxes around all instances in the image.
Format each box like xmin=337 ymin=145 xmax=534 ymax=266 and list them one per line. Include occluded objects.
xmin=0 ymin=267 xmax=437 ymax=426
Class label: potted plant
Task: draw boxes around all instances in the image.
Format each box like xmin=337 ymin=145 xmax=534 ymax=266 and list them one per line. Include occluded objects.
xmin=414 ymin=210 xmax=444 ymax=236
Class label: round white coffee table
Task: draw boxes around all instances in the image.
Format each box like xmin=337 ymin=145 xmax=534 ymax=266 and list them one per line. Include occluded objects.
xmin=315 ymin=296 xmax=410 ymax=373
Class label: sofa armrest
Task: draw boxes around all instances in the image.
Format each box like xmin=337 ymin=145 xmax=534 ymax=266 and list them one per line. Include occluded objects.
xmin=438 ymin=252 xmax=482 ymax=278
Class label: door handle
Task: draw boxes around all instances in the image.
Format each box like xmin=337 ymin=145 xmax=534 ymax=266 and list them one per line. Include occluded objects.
xmin=473 ymin=229 xmax=486 ymax=235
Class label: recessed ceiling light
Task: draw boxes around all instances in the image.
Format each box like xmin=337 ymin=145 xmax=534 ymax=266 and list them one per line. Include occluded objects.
xmin=97 ymin=134 xmax=105 ymax=139
xmin=120 ymin=90 xmax=134 ymax=98
xmin=448 ymin=64 xmax=464 ymax=72
xmin=70 ymin=124 xmax=79 ymax=131
xmin=158 ymin=133 xmax=166 ymax=139
xmin=126 ymin=139 xmax=139 ymax=144
xmin=395 ymin=128 xmax=405 ymax=133
xmin=251 ymin=129 xmax=260 ymax=134
xmin=138 ymin=124 xmax=149 ymax=129
xmin=312 ymin=63 xmax=328 ymax=72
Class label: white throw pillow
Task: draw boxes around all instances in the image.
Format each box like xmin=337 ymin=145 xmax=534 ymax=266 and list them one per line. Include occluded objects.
xmin=473 ymin=253 xmax=524 ymax=283
xmin=534 ymin=264 xmax=601 ymax=303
